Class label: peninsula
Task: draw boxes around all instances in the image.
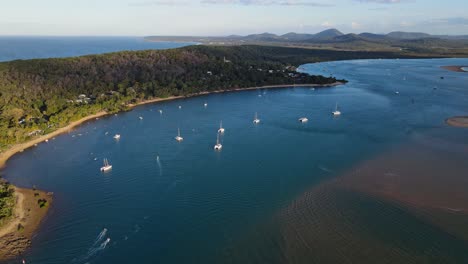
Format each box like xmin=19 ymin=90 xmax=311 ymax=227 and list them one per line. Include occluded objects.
xmin=0 ymin=45 xmax=351 ymax=154
xmin=0 ymin=44 xmax=350 ymax=260
xmin=0 ymin=43 xmax=455 ymax=260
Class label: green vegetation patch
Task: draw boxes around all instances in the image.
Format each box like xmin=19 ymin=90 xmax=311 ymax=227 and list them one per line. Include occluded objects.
xmin=0 ymin=45 xmax=348 ymax=151
xmin=0 ymin=181 xmax=15 ymax=226
xmin=37 ymin=199 xmax=48 ymax=208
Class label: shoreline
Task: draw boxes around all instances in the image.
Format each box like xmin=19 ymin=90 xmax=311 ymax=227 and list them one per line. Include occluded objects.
xmin=0 ymin=81 xmax=343 ymax=260
xmin=441 ymin=65 xmax=468 ymax=72
xmin=0 ymin=82 xmax=343 ymax=169
xmin=0 ymin=187 xmax=52 ymax=261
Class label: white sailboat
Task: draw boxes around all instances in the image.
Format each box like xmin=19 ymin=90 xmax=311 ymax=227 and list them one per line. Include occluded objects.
xmin=214 ymin=133 xmax=222 ymax=150
xmin=299 ymin=117 xmax=309 ymax=123
xmin=175 ymin=128 xmax=183 ymax=142
xmin=113 ymin=134 xmax=121 ymax=140
xmin=253 ymin=112 xmax=260 ymax=124
xmin=204 ymin=102 xmax=208 ymax=107
xmin=100 ymin=158 xmax=112 ymax=172
xmin=218 ymin=121 xmax=225 ymax=134
xmin=332 ymin=103 xmax=341 ymax=116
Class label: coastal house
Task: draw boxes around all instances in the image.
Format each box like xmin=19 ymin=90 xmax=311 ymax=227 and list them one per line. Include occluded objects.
xmin=105 ymin=91 xmax=119 ymax=96
xmin=27 ymin=130 xmax=43 ymax=137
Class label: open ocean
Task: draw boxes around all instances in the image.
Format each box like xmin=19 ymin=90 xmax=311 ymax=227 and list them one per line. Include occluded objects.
xmin=0 ymin=36 xmax=193 ymax=62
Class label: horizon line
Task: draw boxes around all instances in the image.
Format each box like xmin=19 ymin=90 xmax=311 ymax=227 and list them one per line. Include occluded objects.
xmin=1 ymin=28 xmax=468 ymax=38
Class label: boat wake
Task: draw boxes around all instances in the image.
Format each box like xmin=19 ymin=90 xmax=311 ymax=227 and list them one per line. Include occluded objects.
xmin=156 ymin=155 xmax=162 ymax=175
xmin=72 ymin=228 xmax=111 ymax=263
xmin=91 ymin=228 xmax=107 ymax=247
xmin=318 ymin=165 xmax=333 ymax=173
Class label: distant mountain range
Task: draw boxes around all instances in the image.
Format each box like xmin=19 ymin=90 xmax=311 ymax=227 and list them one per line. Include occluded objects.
xmin=208 ymin=29 xmax=468 ymax=42
xmin=147 ymin=28 xmax=468 ymax=43
xmin=145 ymin=29 xmax=468 ymax=57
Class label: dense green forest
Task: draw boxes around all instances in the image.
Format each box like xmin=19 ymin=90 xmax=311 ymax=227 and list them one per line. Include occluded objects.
xmin=0 ymin=45 xmax=355 ymax=150
xmin=0 ymin=44 xmax=433 ymax=151
xmin=0 ymin=43 xmax=428 ymax=152
xmin=0 ymin=181 xmax=14 ymax=226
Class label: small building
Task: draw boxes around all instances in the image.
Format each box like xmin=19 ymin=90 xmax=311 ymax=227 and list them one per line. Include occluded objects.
xmin=27 ymin=130 xmax=43 ymax=137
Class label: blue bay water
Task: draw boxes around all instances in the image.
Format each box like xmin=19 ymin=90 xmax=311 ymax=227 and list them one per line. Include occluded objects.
xmin=1 ymin=47 xmax=468 ymax=263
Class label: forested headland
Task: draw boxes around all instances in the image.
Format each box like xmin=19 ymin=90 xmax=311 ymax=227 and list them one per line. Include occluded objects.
xmin=0 ymin=43 xmax=428 ymax=152
xmin=0 ymin=45 xmax=356 ymax=151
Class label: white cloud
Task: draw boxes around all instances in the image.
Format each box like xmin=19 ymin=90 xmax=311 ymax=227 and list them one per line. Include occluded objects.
xmin=200 ymin=0 xmax=333 ymax=6
xmin=129 ymin=0 xmax=333 ymax=6
xmin=129 ymin=0 xmax=188 ymax=6
xmin=400 ymin=21 xmax=412 ymax=27
xmin=354 ymin=0 xmax=405 ymax=3
xmin=351 ymin=21 xmax=362 ymax=29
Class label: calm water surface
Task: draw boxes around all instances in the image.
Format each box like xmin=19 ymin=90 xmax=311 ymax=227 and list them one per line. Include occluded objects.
xmin=0 ymin=36 xmax=193 ymax=62
xmin=2 ymin=58 xmax=468 ymax=263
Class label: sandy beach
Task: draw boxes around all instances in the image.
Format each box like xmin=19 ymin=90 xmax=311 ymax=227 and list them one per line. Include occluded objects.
xmin=441 ymin=66 xmax=468 ymax=72
xmin=0 ymin=187 xmax=52 ymax=261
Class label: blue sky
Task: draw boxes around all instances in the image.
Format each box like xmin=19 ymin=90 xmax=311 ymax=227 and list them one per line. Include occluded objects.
xmin=1 ymin=0 xmax=467 ymax=36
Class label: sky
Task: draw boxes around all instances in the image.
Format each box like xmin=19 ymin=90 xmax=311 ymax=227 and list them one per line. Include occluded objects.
xmin=0 ymin=0 xmax=467 ymax=36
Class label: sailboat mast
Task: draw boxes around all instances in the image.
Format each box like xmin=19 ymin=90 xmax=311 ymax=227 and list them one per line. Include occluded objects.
xmin=178 ymin=128 xmax=180 ymax=137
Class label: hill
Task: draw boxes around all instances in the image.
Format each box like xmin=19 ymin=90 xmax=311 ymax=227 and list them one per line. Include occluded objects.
xmin=145 ymin=29 xmax=468 ymax=56
xmin=312 ymin=28 xmax=344 ymax=40
xmin=386 ymin=31 xmax=432 ymax=40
